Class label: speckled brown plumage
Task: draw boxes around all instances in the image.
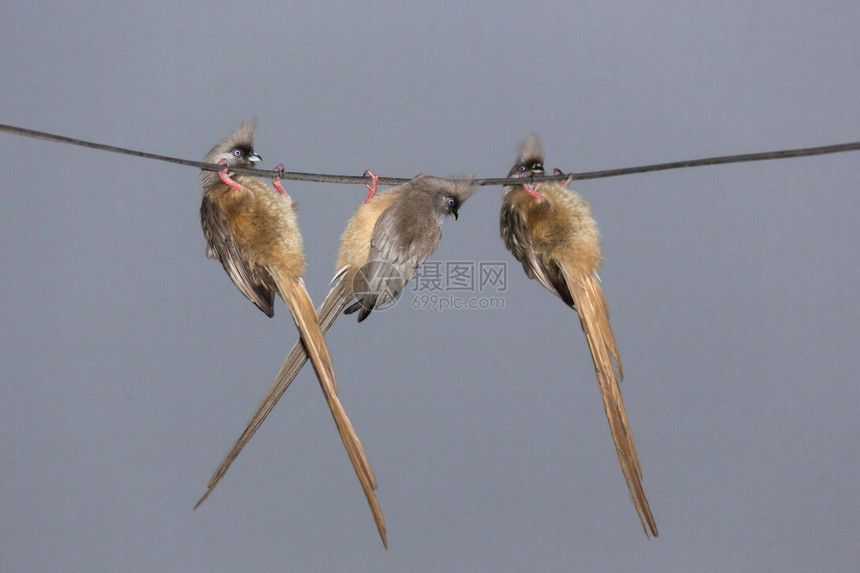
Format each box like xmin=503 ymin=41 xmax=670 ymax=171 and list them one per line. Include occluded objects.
xmin=194 ymin=119 xmax=386 ymax=548
xmin=500 ymin=135 xmax=657 ymax=537
xmin=194 ymin=174 xmax=475 ymax=546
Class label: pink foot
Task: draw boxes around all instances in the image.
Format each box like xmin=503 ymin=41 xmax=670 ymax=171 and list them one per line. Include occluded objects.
xmin=521 ymin=182 xmax=545 ymax=200
xmin=553 ymin=168 xmax=574 ymax=187
xmin=217 ymin=159 xmax=245 ymax=192
xmin=363 ymin=169 xmax=379 ymax=204
xmin=272 ymin=164 xmax=293 ymax=204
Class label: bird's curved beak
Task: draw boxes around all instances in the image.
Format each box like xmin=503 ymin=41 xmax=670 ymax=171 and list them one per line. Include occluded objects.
xmin=450 ymin=210 xmax=459 ymax=221
xmin=248 ymin=153 xmax=262 ymax=163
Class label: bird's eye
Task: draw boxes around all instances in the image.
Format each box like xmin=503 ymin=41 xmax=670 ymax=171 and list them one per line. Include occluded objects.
xmin=517 ymin=165 xmax=527 ymax=172
xmin=447 ymin=197 xmax=456 ymax=208
xmin=232 ymin=149 xmax=243 ymax=157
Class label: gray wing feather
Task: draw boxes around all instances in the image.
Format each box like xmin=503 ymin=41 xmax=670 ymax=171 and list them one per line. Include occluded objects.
xmin=346 ymin=195 xmax=441 ymax=321
xmin=200 ymin=194 xmax=275 ymax=317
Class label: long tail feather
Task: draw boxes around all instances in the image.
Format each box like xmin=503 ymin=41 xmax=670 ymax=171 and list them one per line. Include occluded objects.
xmin=277 ymin=275 xmax=387 ymax=548
xmin=564 ymin=266 xmax=658 ymax=537
xmin=192 ymin=276 xmax=352 ymax=511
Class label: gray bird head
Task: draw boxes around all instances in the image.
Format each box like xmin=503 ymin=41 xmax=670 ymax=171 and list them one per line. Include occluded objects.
xmin=200 ymin=118 xmax=262 ymax=190
xmin=506 ymin=134 xmax=545 ymax=179
xmin=428 ymin=177 xmax=478 ymax=221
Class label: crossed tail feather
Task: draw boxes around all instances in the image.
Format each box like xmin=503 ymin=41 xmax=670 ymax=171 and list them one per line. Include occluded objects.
xmin=277 ymin=276 xmax=387 ymax=547
xmin=195 ymin=273 xmax=387 ymax=548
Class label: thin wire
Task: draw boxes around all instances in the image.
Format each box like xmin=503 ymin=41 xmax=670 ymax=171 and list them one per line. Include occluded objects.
xmin=2 ymin=123 xmax=858 ymax=187
xmin=1 ymin=124 xmax=211 ymax=170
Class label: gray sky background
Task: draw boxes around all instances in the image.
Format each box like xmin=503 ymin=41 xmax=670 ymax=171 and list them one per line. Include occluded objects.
xmin=2 ymin=2 xmax=858 ymax=571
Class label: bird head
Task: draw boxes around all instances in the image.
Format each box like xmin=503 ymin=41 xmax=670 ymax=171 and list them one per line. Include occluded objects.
xmin=204 ymin=117 xmax=262 ymax=167
xmin=507 ymin=134 xmax=545 ymax=179
xmin=201 ymin=118 xmax=262 ymax=191
xmin=435 ymin=177 xmax=477 ymax=221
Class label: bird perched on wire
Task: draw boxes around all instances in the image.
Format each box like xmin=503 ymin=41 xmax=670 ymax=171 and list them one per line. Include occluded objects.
xmin=194 ymin=172 xmax=476 ymax=540
xmin=499 ymin=135 xmax=658 ymax=537
xmin=195 ymin=118 xmax=386 ymax=548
